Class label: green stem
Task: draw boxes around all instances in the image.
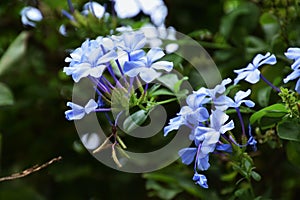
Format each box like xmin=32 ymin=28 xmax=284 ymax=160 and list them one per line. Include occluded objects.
xmin=156 ymin=98 xmax=178 ymax=105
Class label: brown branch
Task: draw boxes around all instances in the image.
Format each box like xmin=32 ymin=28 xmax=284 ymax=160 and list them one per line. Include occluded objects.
xmin=0 ymin=156 xmax=62 ymax=182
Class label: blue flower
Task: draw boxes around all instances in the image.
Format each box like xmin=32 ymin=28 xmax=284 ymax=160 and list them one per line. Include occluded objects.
xmin=248 ymin=125 xmax=257 ymax=151
xmin=195 ymin=78 xmax=232 ymax=111
xmin=65 ymin=99 xmax=98 ymax=120
xmin=82 ymin=1 xmax=105 ymax=19
xmin=114 ymin=0 xmax=167 ymax=25
xmin=195 ymin=110 xmax=234 ymax=154
xmin=193 ymin=172 xmax=208 ymax=188
xmin=124 ymin=47 xmax=173 ymax=83
xmin=118 ymin=31 xmax=146 ymax=55
xmin=284 ymin=47 xmax=300 ymax=69
xmin=225 ymin=89 xmax=255 ymax=108
xmin=164 ymin=93 xmax=209 ymax=136
xmin=20 ymin=6 xmax=43 ymax=27
xmin=284 ymin=48 xmax=300 ymax=93
xmin=234 ymin=52 xmax=277 ymax=85
xmin=63 ymin=39 xmax=117 ymax=82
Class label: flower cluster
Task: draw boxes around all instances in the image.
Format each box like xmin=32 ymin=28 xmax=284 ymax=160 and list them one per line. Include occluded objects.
xmin=164 ymin=78 xmax=255 ymax=188
xmin=64 ymin=30 xmax=173 ymax=120
xmin=164 ymin=48 xmax=300 ymax=188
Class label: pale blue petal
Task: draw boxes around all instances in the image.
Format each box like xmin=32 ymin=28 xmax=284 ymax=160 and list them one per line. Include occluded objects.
xmin=219 ymin=120 xmax=235 ymax=134
xmin=245 ymin=68 xmax=260 ymax=84
xmin=164 ymin=116 xmax=184 ymax=136
xmin=151 ymin=61 xmax=173 ymax=72
xmin=123 ymin=31 xmax=146 ymax=52
xmin=89 ymin=65 xmax=106 ymax=78
xmin=242 ymin=100 xmax=255 ymax=107
xmin=210 ymin=110 xmax=229 ymax=131
xmin=283 ymin=69 xmax=300 ymax=83
xmin=284 ymin=47 xmax=300 ymax=60
xmin=252 ymin=52 xmax=276 ymax=67
xmin=114 ymin=0 xmax=140 ymax=18
xmin=147 ymin=47 xmax=165 ymax=63
xmin=123 ymin=60 xmax=144 ymax=74
xmin=139 ymin=0 xmax=164 ymax=15
xmin=97 ymin=50 xmax=118 ymax=64
xmin=178 ymin=148 xmax=197 ymax=165
xmin=197 ymin=154 xmax=210 ymax=171
xmin=85 ymin=99 xmax=98 ymax=114
xmin=256 ymin=53 xmax=277 ymax=67
xmin=83 ymin=2 xmax=105 ymax=19
xmin=129 ymin=50 xmax=145 ymax=61
xmin=166 ymin=43 xmax=179 ymax=54
xmin=234 ymin=65 xmax=253 ymax=85
xmin=71 ymin=63 xmax=91 ymax=82
xmin=216 ymin=144 xmax=232 ymax=153
xmin=193 ymin=173 xmax=208 ymax=188
xmin=150 ymin=5 xmax=168 ymax=26
xmin=139 ymin=68 xmax=161 ymax=83
xmin=235 ymin=89 xmax=251 ymax=102
xmin=65 ymin=102 xmax=85 ymax=120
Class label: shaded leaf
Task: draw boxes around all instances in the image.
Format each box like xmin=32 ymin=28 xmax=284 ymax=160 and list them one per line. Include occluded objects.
xmin=123 ymin=110 xmax=148 ymax=132
xmin=277 ymin=119 xmax=300 ymax=142
xmin=0 ymin=31 xmax=29 ymax=75
xmin=0 ymin=82 xmax=14 ymax=106
xmin=151 ymin=88 xmax=174 ymax=96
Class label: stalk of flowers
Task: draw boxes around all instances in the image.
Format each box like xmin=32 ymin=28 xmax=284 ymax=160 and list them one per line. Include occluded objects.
xmin=164 ymin=77 xmax=257 ymax=188
xmin=63 ymin=30 xmax=174 ymax=165
xmin=164 ymin=49 xmax=300 ymax=188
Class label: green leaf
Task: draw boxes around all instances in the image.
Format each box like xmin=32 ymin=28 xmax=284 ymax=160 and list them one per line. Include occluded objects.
xmin=123 ymin=110 xmax=148 ymax=132
xmin=174 ymin=77 xmax=188 ymax=93
xmin=259 ymin=13 xmax=280 ymax=42
xmin=0 ymin=31 xmax=29 ymax=75
xmin=251 ymin=171 xmax=261 ymax=181
xmin=146 ymin=180 xmax=182 ymax=200
xmin=150 ymin=88 xmax=174 ymax=96
xmin=286 ymin=141 xmax=300 ymax=167
xmin=277 ymin=119 xmax=300 ymax=142
xmin=157 ymin=74 xmax=179 ymax=92
xmin=250 ymin=103 xmax=288 ymax=125
xmin=0 ymin=82 xmax=14 ymax=106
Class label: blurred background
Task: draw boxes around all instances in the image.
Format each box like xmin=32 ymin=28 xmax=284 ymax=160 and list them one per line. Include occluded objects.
xmin=0 ymin=0 xmax=300 ymax=199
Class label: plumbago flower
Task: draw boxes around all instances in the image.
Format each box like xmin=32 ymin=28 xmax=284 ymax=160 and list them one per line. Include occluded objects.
xmin=65 ymin=99 xmax=110 ymax=120
xmin=63 ymin=39 xmax=117 ymax=82
xmin=64 ymin=30 xmax=179 ymax=167
xmin=82 ymin=1 xmax=105 ymax=19
xmin=123 ymin=47 xmax=173 ymax=83
xmin=20 ymin=6 xmax=43 ymax=27
xmin=234 ymin=52 xmax=277 ymax=85
xmin=233 ymin=52 xmax=281 ymax=93
xmin=284 ymin=47 xmax=300 ymax=94
xmin=164 ymin=76 xmax=259 ymax=188
xmin=114 ymin=0 xmax=168 ymax=26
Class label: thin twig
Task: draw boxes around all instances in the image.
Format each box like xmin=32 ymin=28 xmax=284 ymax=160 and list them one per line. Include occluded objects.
xmin=0 ymin=156 xmax=62 ymax=182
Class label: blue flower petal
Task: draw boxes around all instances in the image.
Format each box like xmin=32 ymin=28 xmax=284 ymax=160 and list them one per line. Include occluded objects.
xmin=196 ymin=154 xmax=210 ymax=171
xmin=192 ymin=172 xmax=208 ymax=188
xmin=85 ymin=99 xmax=98 ymax=114
xmin=178 ymin=148 xmax=197 ymax=165
xmin=164 ymin=116 xmax=184 ymax=136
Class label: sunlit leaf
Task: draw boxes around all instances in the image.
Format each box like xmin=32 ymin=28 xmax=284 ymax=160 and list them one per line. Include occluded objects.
xmin=250 ymin=103 xmax=288 ymax=125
